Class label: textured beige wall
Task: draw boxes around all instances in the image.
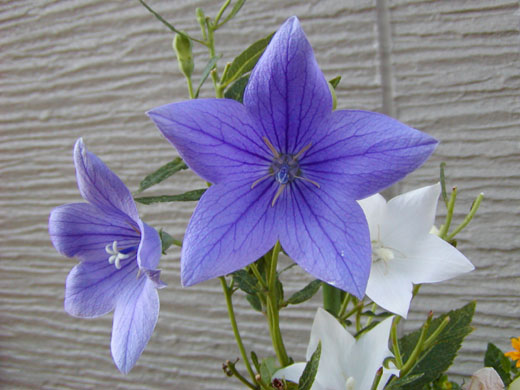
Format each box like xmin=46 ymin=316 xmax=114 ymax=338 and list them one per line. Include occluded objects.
xmin=1 ymin=0 xmax=519 ymax=389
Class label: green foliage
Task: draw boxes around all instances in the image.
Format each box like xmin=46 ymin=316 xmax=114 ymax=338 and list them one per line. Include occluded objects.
xmin=220 ymin=32 xmax=274 ymax=88
xmin=484 ymin=342 xmax=513 ymax=385
xmin=329 ymin=75 xmax=341 ymax=89
xmin=158 ymin=229 xmax=175 ymax=254
xmin=134 ymin=189 xmax=206 ymax=205
xmin=216 ymin=0 xmax=246 ymax=28
xmin=298 ymin=342 xmax=321 ymax=390
xmin=260 ymin=356 xmax=278 ymax=385
xmin=195 ymin=56 xmax=220 ymax=98
xmin=285 ymin=280 xmax=321 ymax=306
xmin=173 ymin=33 xmax=194 ymax=78
xmin=136 ymin=157 xmax=187 ymax=193
xmin=224 ymin=75 xmax=249 ymax=102
xmin=396 ymin=302 xmax=476 ymax=390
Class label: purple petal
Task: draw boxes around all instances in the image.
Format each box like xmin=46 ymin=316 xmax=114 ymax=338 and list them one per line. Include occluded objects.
xmin=49 ymin=203 xmax=140 ymax=261
xmin=303 ymin=110 xmax=438 ymax=199
xmin=64 ymin=254 xmax=139 ymax=317
xmin=147 ymin=99 xmax=269 ymax=184
xmin=136 ymin=220 xmax=161 ymax=270
xmin=181 ymin=178 xmax=279 ymax=286
xmin=111 ymin=277 xmax=159 ymax=374
xmin=279 ymin=181 xmax=371 ymax=298
xmin=244 ymin=16 xmax=332 ymax=155
xmin=74 ymin=138 xmax=139 ymax=221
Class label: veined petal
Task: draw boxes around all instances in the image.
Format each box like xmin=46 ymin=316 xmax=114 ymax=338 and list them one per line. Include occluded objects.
xmin=349 ymin=316 xmax=395 ymax=390
xmin=303 ymin=110 xmax=438 ymax=199
xmin=366 ymin=260 xmax=414 ymax=318
xmin=244 ymin=16 xmax=332 ymax=155
xmin=111 ymin=277 xmax=159 ymax=374
xmin=357 ymin=193 xmax=387 ymax=240
xmin=147 ymin=99 xmax=269 ymax=184
xmin=74 ymin=138 xmax=139 ymax=221
xmin=49 ymin=203 xmax=140 ymax=262
xmin=137 ymin=220 xmax=161 ymax=270
xmin=399 ymin=234 xmax=474 ymax=285
xmin=279 ymin=182 xmax=371 ymax=298
xmin=64 ymin=254 xmax=139 ymax=318
xmin=383 ymin=183 xmax=441 ymax=246
xmin=180 ymin=178 xmax=279 ymax=286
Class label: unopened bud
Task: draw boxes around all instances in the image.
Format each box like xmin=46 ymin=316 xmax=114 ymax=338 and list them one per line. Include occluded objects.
xmin=196 ymin=8 xmax=205 ymax=26
xmin=173 ymin=33 xmax=194 ymax=78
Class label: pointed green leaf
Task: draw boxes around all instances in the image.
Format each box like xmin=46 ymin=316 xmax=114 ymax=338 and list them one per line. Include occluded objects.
xmin=217 ymin=0 xmax=246 ymax=27
xmin=329 ymin=76 xmax=341 ymax=89
xmin=384 ymin=374 xmax=424 ymax=390
xmin=159 ymin=229 xmax=177 ymax=254
xmin=195 ymin=55 xmax=220 ymax=98
xmin=139 ymin=0 xmax=186 ymax=37
xmin=232 ymin=270 xmax=259 ymax=295
xmin=136 ymin=157 xmax=187 ymax=193
xmin=398 ymin=302 xmax=476 ymax=390
xmin=224 ymin=75 xmax=249 ymax=103
xmin=134 ymin=189 xmax=206 ymax=205
xmin=250 ymin=351 xmax=261 ymax=372
xmin=220 ymin=32 xmax=274 ymax=87
xmin=260 ymin=356 xmax=278 ymax=385
xmin=286 ymin=279 xmax=322 ymax=305
xmin=485 ymin=342 xmax=512 ymax=385
xmin=299 ymin=342 xmax=321 ymax=390
xmin=246 ymin=293 xmax=262 ymax=312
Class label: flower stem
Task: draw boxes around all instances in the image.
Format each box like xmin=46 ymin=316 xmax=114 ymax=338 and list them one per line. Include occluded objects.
xmin=265 ymin=242 xmax=290 ymax=366
xmin=399 ymin=311 xmax=433 ymax=377
xmin=186 ymin=76 xmax=195 ymax=99
xmin=219 ymin=277 xmax=257 ymax=385
xmin=447 ymin=193 xmax=484 ymax=241
xmin=214 ymin=0 xmax=231 ymax=26
xmin=224 ymin=359 xmax=258 ymax=390
xmin=338 ymin=292 xmax=351 ymax=319
xmin=439 ymin=187 xmax=457 ymax=239
xmin=390 ymin=316 xmax=403 ymax=368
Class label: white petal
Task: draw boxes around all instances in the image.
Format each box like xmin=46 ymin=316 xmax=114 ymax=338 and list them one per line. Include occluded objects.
xmin=383 ymin=183 xmax=441 ymax=250
xmin=366 ymin=261 xmax=414 ymax=318
xmin=358 ymin=193 xmax=387 ymax=240
xmin=274 ymin=363 xmax=306 ymax=386
xmin=307 ymin=308 xmax=355 ymax=389
xmin=378 ymin=362 xmax=400 ymax=390
xmin=348 ymin=316 xmax=395 ymax=390
xmin=402 ymin=234 xmax=475 ymax=284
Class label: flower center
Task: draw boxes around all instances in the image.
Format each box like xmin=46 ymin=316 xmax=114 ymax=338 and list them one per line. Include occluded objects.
xmin=372 ymin=240 xmax=395 ymax=265
xmin=251 ymin=137 xmax=320 ymax=206
xmin=345 ymin=377 xmax=356 ymax=390
xmin=105 ymin=241 xmax=137 ymax=269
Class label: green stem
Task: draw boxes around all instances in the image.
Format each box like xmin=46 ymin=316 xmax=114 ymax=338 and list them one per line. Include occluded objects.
xmin=322 ymin=283 xmax=342 ymax=316
xmin=249 ymin=262 xmax=268 ymax=291
xmin=172 ymin=238 xmax=183 ymax=247
xmin=447 ymin=193 xmax=483 ymax=241
xmin=219 ymin=277 xmax=257 ymax=385
xmin=338 ymin=293 xmax=351 ymax=319
xmin=370 ymin=368 xmax=383 ymax=390
xmin=265 ymin=242 xmax=290 ymax=366
xmin=422 ymin=316 xmax=450 ymax=351
xmin=186 ymin=76 xmax=195 ymax=99
xmin=225 ymin=360 xmax=257 ymax=390
xmin=214 ymin=0 xmax=231 ymax=25
xmin=365 ymin=303 xmax=377 ymax=327
xmin=438 ymin=187 xmax=457 ymax=239
xmin=205 ymin=23 xmax=223 ymax=97
xmin=390 ymin=316 xmax=403 ymax=368
xmin=400 ymin=312 xmax=433 ymax=377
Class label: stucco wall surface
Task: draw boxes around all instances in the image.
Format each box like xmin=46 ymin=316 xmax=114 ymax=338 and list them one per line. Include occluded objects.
xmin=1 ymin=0 xmax=519 ymax=389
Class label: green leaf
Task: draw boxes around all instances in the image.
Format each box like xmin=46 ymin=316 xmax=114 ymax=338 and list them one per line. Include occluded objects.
xmin=329 ymin=76 xmax=341 ymax=89
xmin=232 ymin=270 xmax=259 ymax=295
xmin=139 ymin=0 xmax=186 ymax=37
xmin=398 ymin=302 xmax=476 ymax=390
xmin=299 ymin=342 xmax=321 ymax=390
xmin=134 ymin=189 xmax=206 ymax=205
xmin=194 ymin=56 xmax=220 ymax=98
xmin=384 ymin=373 xmax=424 ymax=390
xmin=286 ymin=280 xmax=322 ymax=305
xmin=250 ymin=351 xmax=261 ymax=372
xmin=136 ymin=157 xmax=187 ymax=193
xmin=159 ymin=229 xmax=175 ymax=254
xmin=217 ymin=0 xmax=246 ymax=27
xmin=224 ymin=75 xmax=249 ymax=103
xmin=260 ymin=356 xmax=278 ymax=385
xmin=246 ymin=293 xmax=262 ymax=312
xmin=484 ymin=342 xmax=512 ymax=385
xmin=220 ymin=32 xmax=274 ymax=87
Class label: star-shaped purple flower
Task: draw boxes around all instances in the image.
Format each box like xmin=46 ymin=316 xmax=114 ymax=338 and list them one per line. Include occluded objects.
xmin=49 ymin=138 xmax=164 ymax=374
xmin=147 ymin=17 xmax=437 ymax=297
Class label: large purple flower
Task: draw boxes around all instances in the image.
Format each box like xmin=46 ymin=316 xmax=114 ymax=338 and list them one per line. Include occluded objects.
xmin=147 ymin=17 xmax=437 ymax=297
xmin=49 ymin=139 xmax=164 ymax=374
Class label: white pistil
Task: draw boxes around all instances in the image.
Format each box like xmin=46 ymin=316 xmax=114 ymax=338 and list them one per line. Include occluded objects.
xmin=345 ymin=377 xmax=356 ymax=390
xmin=105 ymin=241 xmax=130 ymax=270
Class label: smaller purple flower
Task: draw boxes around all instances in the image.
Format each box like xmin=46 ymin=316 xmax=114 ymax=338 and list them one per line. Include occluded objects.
xmin=49 ymin=138 xmax=164 ymax=374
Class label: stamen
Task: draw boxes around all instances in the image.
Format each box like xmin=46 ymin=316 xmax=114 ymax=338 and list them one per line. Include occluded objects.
xmin=251 ymin=172 xmax=274 ymax=189
xmin=262 ymin=136 xmax=280 ymax=158
xmin=293 ymin=142 xmax=312 ymax=159
xmin=105 ymin=240 xmax=130 ymax=270
xmin=271 ymin=184 xmax=286 ymax=207
xmin=295 ymin=175 xmax=320 ymax=188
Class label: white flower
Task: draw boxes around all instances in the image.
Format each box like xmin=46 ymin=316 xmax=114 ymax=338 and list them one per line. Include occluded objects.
xmin=358 ymin=183 xmax=475 ymax=318
xmin=464 ymin=367 xmax=504 ymax=390
xmin=274 ymin=308 xmax=398 ymax=390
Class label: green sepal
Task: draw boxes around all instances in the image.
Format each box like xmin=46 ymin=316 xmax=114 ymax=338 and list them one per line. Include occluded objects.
xmin=136 ymin=157 xmax=187 ymax=193
xmin=298 ymin=342 xmax=321 ymax=390
xmin=232 ymin=269 xmax=260 ymax=295
xmin=134 ymin=189 xmax=206 ymax=205
xmin=285 ymin=279 xmax=322 ymax=306
xmin=220 ymin=32 xmax=274 ymax=88
xmin=216 ymin=0 xmax=246 ymax=28
xmin=397 ymin=302 xmax=476 ymax=390
xmin=329 ymin=76 xmax=341 ymax=89
xmin=224 ymin=75 xmax=249 ymax=103
xmin=260 ymin=356 xmax=278 ymax=385
xmin=158 ymin=229 xmax=175 ymax=254
xmin=246 ymin=293 xmax=262 ymax=312
xmin=484 ymin=342 xmax=512 ymax=385
xmin=195 ymin=56 xmax=220 ymax=98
